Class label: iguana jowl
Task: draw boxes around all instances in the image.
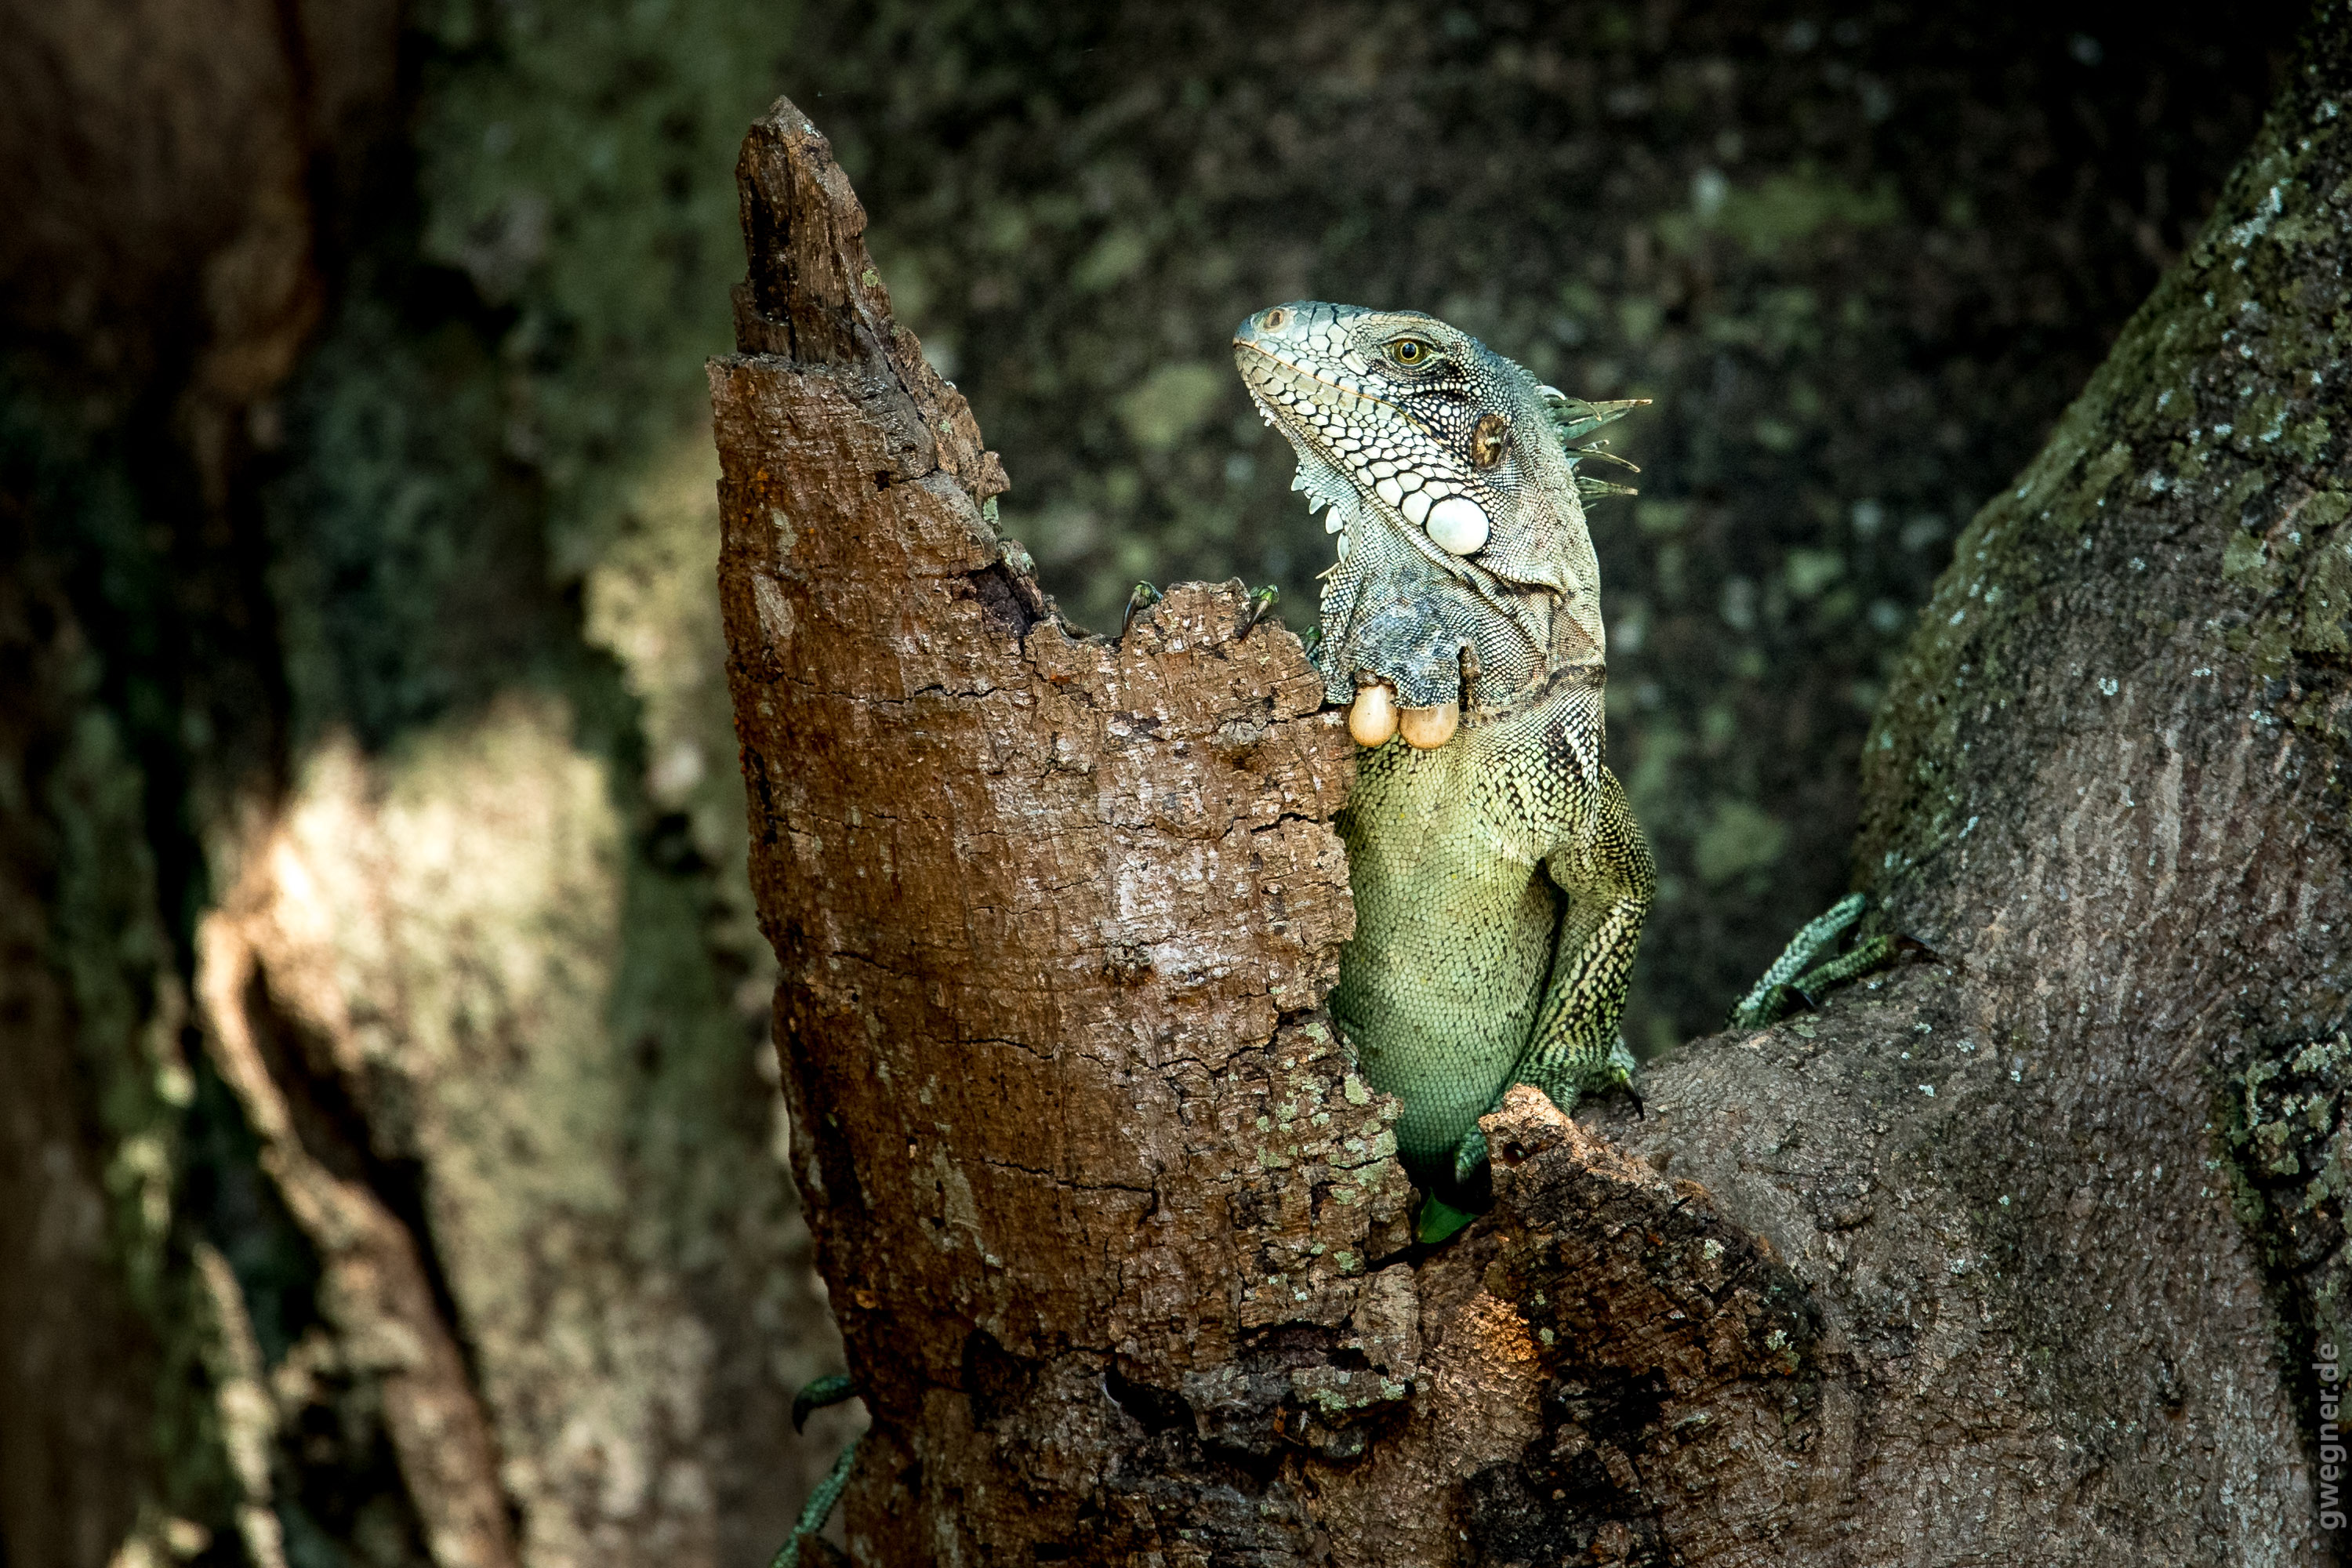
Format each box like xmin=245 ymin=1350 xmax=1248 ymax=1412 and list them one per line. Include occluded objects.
xmin=1232 ymin=302 xmax=1653 ymax=1240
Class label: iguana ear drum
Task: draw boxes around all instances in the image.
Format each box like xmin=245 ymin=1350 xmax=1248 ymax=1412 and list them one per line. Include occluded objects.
xmin=1471 ymin=412 xmax=1509 ymax=469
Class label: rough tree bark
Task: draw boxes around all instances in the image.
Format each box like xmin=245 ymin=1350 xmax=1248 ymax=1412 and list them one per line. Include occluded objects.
xmin=715 ymin=6 xmax=2350 ymax=1555
xmin=0 ymin=7 xmax=847 ymax=1564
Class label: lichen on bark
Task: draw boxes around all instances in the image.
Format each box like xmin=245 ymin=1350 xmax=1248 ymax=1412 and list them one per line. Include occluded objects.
xmin=1853 ymin=10 xmax=2352 ymax=1453
xmin=2 ymin=2 xmax=851 ymax=1561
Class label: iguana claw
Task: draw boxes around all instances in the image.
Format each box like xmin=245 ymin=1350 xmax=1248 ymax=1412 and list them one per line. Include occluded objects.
xmin=1237 ymin=583 xmax=1279 ymax=638
xmin=773 ymin=1377 xmax=863 ymax=1568
xmin=1122 ymin=580 xmax=1163 ymax=634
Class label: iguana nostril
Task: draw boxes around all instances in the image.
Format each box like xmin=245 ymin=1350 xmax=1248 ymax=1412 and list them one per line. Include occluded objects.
xmin=1399 ymin=702 xmax=1460 ymax=750
xmin=1261 ymin=306 xmax=1290 ymax=330
xmin=1347 ymin=681 xmax=1399 ymax=747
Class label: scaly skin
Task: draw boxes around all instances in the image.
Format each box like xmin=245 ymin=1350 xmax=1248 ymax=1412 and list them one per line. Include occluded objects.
xmin=1232 ymin=302 xmax=1653 ymax=1234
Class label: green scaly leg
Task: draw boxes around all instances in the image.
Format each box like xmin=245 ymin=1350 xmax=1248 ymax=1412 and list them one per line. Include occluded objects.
xmin=1788 ymin=935 xmax=1897 ymax=1000
xmin=771 ymin=1376 xmax=861 ymax=1568
xmin=1730 ymin=893 xmax=1900 ymax=1028
xmin=1512 ymin=776 xmax=1651 ymax=1123
xmin=1419 ymin=780 xmax=1651 ymax=1246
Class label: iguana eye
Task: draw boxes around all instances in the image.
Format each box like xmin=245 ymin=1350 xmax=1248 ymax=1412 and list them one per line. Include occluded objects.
xmin=1388 ymin=338 xmax=1435 ymax=368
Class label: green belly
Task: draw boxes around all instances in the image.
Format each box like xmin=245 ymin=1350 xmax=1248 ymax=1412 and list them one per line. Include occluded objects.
xmin=1329 ymin=738 xmax=1561 ymax=1180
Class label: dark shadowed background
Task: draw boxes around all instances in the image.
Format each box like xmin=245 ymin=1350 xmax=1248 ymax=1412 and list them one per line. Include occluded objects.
xmin=0 ymin=2 xmax=2299 ymax=1563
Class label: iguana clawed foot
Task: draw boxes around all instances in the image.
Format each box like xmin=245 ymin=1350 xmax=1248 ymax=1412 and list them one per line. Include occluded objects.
xmin=1122 ymin=580 xmax=1163 ymax=635
xmin=1730 ymin=892 xmax=1900 ymax=1029
xmin=1544 ymin=1038 xmax=1644 ymax=1124
xmin=771 ymin=1376 xmax=862 ymax=1568
xmin=1411 ymin=1040 xmax=1643 ymax=1244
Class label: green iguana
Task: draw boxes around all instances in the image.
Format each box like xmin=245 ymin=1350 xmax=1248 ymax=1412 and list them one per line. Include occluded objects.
xmin=1230 ymin=301 xmax=1654 ymax=1243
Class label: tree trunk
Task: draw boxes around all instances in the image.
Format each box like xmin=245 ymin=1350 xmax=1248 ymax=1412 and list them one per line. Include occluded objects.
xmin=716 ymin=1 xmax=2350 ymax=1552
xmin=0 ymin=7 xmax=848 ymax=1563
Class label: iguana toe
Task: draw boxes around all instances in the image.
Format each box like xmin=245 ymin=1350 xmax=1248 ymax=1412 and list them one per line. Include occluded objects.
xmin=1789 ymin=933 xmax=1897 ymax=1007
xmin=1238 ymin=583 xmax=1279 ymax=637
xmin=1584 ymin=1040 xmax=1642 ymax=1116
xmin=1122 ymin=580 xmax=1163 ymax=634
xmin=1622 ymin=1083 xmax=1645 ymax=1118
xmin=792 ymin=1374 xmax=857 ymax=1434
xmin=773 ymin=1376 xmax=862 ymax=1568
xmin=1450 ymin=1125 xmax=1490 ymax=1188
xmin=1399 ymin=700 xmax=1460 ymax=750
xmin=770 ymin=1437 xmax=858 ymax=1568
xmin=1731 ymin=895 xmax=1898 ymax=1028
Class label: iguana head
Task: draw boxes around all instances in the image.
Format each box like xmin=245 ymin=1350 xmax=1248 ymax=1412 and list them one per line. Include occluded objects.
xmin=1232 ymin=301 xmax=1639 ymax=746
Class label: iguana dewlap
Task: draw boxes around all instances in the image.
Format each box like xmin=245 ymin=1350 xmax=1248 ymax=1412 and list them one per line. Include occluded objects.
xmin=1232 ymin=302 xmax=1654 ymax=1230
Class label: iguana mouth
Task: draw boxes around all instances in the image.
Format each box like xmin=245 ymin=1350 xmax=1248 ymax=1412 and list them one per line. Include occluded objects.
xmin=1233 ymin=337 xmax=1410 ymax=423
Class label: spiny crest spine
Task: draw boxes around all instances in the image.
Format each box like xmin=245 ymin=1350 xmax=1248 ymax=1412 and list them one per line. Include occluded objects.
xmin=1537 ymin=387 xmax=1650 ymax=504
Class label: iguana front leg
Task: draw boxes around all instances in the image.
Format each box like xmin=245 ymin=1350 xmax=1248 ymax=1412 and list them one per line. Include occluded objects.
xmin=1420 ymin=858 xmax=1650 ymax=1244
xmin=1444 ymin=771 xmax=1653 ymax=1189
xmin=1521 ymin=786 xmax=1654 ymax=1116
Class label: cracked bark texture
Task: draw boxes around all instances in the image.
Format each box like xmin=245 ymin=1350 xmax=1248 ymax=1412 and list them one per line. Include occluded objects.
xmin=721 ymin=15 xmax=2349 ymax=1556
